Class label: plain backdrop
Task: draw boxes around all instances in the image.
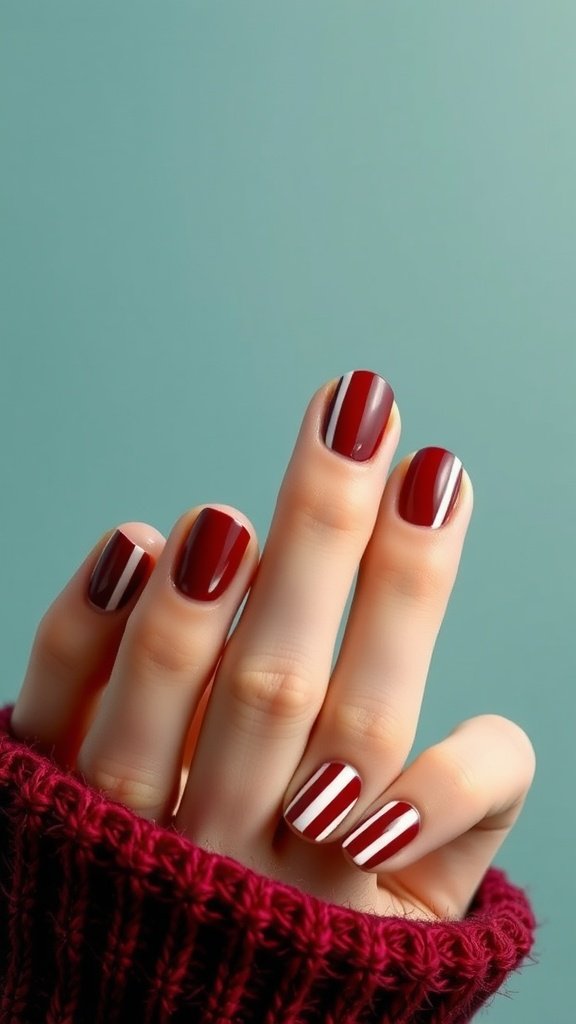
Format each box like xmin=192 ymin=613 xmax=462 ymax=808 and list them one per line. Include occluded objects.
xmin=1 ymin=3 xmax=574 ymax=1020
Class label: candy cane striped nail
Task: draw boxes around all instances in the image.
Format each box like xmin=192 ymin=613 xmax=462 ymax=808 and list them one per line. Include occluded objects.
xmin=342 ymin=800 xmax=421 ymax=870
xmin=88 ymin=530 xmax=152 ymax=611
xmin=284 ymin=762 xmax=362 ymax=842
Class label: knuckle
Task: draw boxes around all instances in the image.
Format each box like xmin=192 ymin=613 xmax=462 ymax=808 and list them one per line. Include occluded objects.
xmin=373 ymin=545 xmax=449 ymax=605
xmin=287 ymin=478 xmax=370 ymax=541
xmin=128 ymin=619 xmax=199 ymax=679
xmin=333 ymin=699 xmax=412 ymax=754
xmin=33 ymin=610 xmax=79 ymax=678
xmin=228 ymin=659 xmax=315 ymax=722
xmin=393 ymin=565 xmax=444 ymax=604
xmin=448 ymin=755 xmax=479 ymax=801
xmin=427 ymin=744 xmax=480 ymax=803
xmin=81 ymin=754 xmax=164 ymax=813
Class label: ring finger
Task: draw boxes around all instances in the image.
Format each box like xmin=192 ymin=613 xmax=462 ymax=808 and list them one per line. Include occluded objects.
xmin=10 ymin=523 xmax=162 ymax=765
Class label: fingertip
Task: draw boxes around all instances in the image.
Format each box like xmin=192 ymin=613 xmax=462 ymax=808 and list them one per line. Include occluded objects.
xmin=115 ymin=522 xmax=166 ymax=554
xmin=459 ymin=467 xmax=474 ymax=514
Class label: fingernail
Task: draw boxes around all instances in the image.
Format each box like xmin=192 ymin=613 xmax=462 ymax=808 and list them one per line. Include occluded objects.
xmin=88 ymin=530 xmax=152 ymax=611
xmin=174 ymin=508 xmax=250 ymax=601
xmin=323 ymin=370 xmax=394 ymax=462
xmin=342 ymin=800 xmax=420 ymax=870
xmin=284 ymin=762 xmax=362 ymax=842
xmin=398 ymin=447 xmax=463 ymax=528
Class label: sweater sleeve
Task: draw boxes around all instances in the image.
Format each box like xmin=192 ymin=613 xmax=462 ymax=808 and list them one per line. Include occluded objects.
xmin=0 ymin=704 xmax=536 ymax=1024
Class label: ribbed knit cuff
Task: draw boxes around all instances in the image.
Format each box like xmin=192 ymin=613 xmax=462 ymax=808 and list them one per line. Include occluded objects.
xmin=0 ymin=704 xmax=536 ymax=1024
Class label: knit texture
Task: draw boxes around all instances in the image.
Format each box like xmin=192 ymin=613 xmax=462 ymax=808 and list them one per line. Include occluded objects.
xmin=0 ymin=704 xmax=536 ymax=1023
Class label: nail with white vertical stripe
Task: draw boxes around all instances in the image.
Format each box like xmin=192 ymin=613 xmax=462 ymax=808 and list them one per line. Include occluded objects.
xmin=322 ymin=370 xmax=395 ymax=462
xmin=398 ymin=447 xmax=463 ymax=529
xmin=284 ymin=761 xmax=362 ymax=842
xmin=342 ymin=800 xmax=421 ymax=870
xmin=88 ymin=530 xmax=152 ymax=611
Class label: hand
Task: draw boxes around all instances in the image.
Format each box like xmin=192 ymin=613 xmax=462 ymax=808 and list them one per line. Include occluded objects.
xmin=10 ymin=370 xmax=535 ymax=920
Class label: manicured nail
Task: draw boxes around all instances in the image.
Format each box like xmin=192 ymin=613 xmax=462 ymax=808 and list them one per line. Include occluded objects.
xmin=174 ymin=507 xmax=250 ymax=601
xmin=323 ymin=370 xmax=394 ymax=462
xmin=398 ymin=447 xmax=463 ymax=528
xmin=284 ymin=762 xmax=362 ymax=842
xmin=342 ymin=800 xmax=420 ymax=870
xmin=88 ymin=530 xmax=152 ymax=611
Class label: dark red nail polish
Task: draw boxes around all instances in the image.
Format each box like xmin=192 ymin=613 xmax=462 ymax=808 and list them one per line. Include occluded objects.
xmin=342 ymin=800 xmax=421 ymax=870
xmin=398 ymin=447 xmax=463 ymax=528
xmin=88 ymin=530 xmax=152 ymax=611
xmin=322 ymin=370 xmax=394 ymax=462
xmin=284 ymin=762 xmax=362 ymax=842
xmin=174 ymin=508 xmax=250 ymax=601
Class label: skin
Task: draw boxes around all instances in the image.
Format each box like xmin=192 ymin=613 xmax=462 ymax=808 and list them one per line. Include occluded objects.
xmin=10 ymin=375 xmax=536 ymax=921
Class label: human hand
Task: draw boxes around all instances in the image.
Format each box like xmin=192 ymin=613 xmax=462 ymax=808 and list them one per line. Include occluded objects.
xmin=10 ymin=370 xmax=535 ymax=921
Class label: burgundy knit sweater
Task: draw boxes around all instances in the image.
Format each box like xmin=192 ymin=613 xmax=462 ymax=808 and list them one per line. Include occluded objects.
xmin=0 ymin=704 xmax=536 ymax=1023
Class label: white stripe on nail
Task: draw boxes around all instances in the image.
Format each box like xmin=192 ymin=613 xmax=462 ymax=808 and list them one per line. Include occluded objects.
xmin=285 ymin=762 xmax=362 ymax=841
xmin=314 ymin=798 xmax=359 ymax=842
xmin=343 ymin=800 xmax=399 ymax=847
xmin=431 ymin=456 xmax=462 ymax=529
xmin=324 ymin=372 xmax=354 ymax=450
xmin=342 ymin=801 xmax=420 ymax=866
xmin=106 ymin=544 xmax=147 ymax=611
xmin=284 ymin=763 xmax=328 ymax=813
xmin=288 ymin=764 xmax=358 ymax=834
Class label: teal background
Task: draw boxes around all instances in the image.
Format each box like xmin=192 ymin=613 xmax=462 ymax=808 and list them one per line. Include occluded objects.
xmin=1 ymin=2 xmax=574 ymax=1018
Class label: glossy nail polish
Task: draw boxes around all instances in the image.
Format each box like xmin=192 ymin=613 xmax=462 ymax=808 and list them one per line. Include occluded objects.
xmin=323 ymin=370 xmax=394 ymax=462
xmin=284 ymin=762 xmax=362 ymax=842
xmin=342 ymin=800 xmax=420 ymax=869
xmin=174 ymin=508 xmax=250 ymax=601
xmin=88 ymin=530 xmax=152 ymax=611
xmin=398 ymin=447 xmax=463 ymax=528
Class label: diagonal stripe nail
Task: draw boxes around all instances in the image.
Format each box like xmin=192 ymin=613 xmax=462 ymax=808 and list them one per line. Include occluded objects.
xmin=342 ymin=800 xmax=421 ymax=870
xmin=284 ymin=762 xmax=362 ymax=842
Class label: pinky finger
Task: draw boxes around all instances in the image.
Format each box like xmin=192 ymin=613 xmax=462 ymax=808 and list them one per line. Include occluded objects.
xmin=341 ymin=714 xmax=536 ymax=918
xmin=10 ymin=524 xmax=163 ymax=766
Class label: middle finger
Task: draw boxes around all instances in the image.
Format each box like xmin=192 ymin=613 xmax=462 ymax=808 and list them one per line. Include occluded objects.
xmin=176 ymin=370 xmax=399 ymax=847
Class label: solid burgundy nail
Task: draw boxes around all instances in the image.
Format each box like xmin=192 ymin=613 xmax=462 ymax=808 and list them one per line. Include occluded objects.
xmin=398 ymin=447 xmax=463 ymax=528
xmin=174 ymin=508 xmax=250 ymax=601
xmin=88 ymin=530 xmax=152 ymax=611
xmin=342 ymin=800 xmax=421 ymax=870
xmin=322 ymin=370 xmax=394 ymax=462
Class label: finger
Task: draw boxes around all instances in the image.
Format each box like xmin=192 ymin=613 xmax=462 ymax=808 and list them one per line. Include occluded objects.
xmin=341 ymin=714 xmax=536 ymax=918
xmin=77 ymin=505 xmax=258 ymax=822
xmin=176 ymin=370 xmax=400 ymax=847
xmin=10 ymin=524 xmax=162 ymax=765
xmin=283 ymin=447 xmax=472 ymax=843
